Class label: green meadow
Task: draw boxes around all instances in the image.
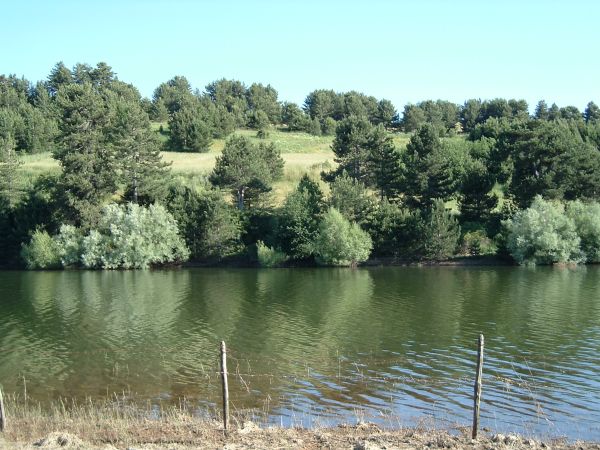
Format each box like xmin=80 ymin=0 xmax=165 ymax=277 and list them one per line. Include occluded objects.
xmin=18 ymin=128 xmax=419 ymax=204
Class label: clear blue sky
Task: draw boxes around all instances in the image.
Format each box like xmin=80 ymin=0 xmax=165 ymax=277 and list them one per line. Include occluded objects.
xmin=2 ymin=0 xmax=599 ymax=111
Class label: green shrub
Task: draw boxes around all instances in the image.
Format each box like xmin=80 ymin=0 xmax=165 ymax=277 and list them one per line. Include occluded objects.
xmin=54 ymin=224 xmax=83 ymax=267
xmin=566 ymin=200 xmax=600 ymax=263
xmin=256 ymin=241 xmax=288 ymax=268
xmin=460 ymin=230 xmax=497 ymax=256
xmin=55 ymin=203 xmax=190 ymax=269
xmin=504 ymin=196 xmax=582 ymax=265
xmin=21 ymin=230 xmax=61 ymax=269
xmin=314 ymin=208 xmax=372 ymax=267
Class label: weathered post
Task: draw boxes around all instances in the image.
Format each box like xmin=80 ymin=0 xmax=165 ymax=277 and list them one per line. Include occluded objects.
xmin=472 ymin=334 xmax=484 ymax=439
xmin=0 ymin=386 xmax=6 ymax=432
xmin=220 ymin=341 xmax=229 ymax=431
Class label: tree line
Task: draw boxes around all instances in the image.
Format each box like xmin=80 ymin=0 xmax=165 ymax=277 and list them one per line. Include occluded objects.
xmin=2 ymin=61 xmax=600 ymax=269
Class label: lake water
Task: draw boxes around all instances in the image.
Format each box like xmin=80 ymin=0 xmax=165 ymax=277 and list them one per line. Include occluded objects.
xmin=1 ymin=266 xmax=600 ymax=440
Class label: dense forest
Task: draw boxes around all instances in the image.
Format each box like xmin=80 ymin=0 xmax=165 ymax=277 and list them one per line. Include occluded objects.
xmin=2 ymin=61 xmax=600 ymax=269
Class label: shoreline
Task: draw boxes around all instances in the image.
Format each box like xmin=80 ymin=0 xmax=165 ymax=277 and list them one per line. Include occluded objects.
xmin=1 ymin=421 xmax=598 ymax=449
xmin=0 ymin=396 xmax=597 ymax=449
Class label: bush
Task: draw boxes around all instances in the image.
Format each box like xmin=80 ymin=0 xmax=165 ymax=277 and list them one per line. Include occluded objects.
xmin=460 ymin=230 xmax=497 ymax=256
xmin=54 ymin=224 xmax=83 ymax=267
xmin=314 ymin=208 xmax=372 ymax=267
xmin=21 ymin=230 xmax=61 ymax=269
xmin=566 ymin=200 xmax=600 ymax=263
xmin=55 ymin=203 xmax=190 ymax=269
xmin=256 ymin=241 xmax=288 ymax=268
xmin=504 ymin=196 xmax=582 ymax=265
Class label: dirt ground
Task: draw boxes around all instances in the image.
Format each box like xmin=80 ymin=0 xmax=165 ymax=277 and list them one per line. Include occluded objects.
xmin=1 ymin=422 xmax=599 ymax=450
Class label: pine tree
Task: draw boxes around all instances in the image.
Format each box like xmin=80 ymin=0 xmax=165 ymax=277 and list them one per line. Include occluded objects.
xmin=367 ymin=125 xmax=401 ymax=200
xmin=54 ymin=82 xmax=117 ymax=227
xmin=534 ymin=100 xmax=549 ymax=120
xmin=210 ymin=135 xmax=284 ymax=210
xmin=459 ymin=161 xmax=498 ymax=223
xmin=423 ymin=199 xmax=460 ymax=261
xmin=279 ymin=174 xmax=325 ymax=259
xmin=400 ymin=124 xmax=459 ymax=208
xmin=108 ymin=96 xmax=171 ymax=204
xmin=168 ymin=102 xmax=213 ymax=152
xmin=325 ymin=115 xmax=372 ymax=182
xmin=0 ymin=134 xmax=23 ymax=206
xmin=548 ymin=103 xmax=560 ymax=120
xmin=584 ymin=101 xmax=600 ymax=123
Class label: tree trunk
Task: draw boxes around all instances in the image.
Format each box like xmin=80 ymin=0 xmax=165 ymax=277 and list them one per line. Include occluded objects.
xmin=237 ymin=187 xmax=245 ymax=210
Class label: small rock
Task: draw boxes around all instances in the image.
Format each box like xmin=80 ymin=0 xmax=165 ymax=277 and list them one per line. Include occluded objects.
xmin=238 ymin=421 xmax=260 ymax=434
xmin=492 ymin=434 xmax=506 ymax=443
xmin=505 ymin=434 xmax=520 ymax=445
xmin=35 ymin=432 xmax=84 ymax=448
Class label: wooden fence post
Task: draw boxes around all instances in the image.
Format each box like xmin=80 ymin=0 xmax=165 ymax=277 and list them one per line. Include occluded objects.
xmin=0 ymin=386 xmax=6 ymax=432
xmin=472 ymin=334 xmax=484 ymax=439
xmin=220 ymin=341 xmax=229 ymax=431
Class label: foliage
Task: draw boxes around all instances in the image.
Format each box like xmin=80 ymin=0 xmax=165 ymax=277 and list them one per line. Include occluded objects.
xmin=328 ymin=172 xmax=374 ymax=226
xmin=246 ymin=83 xmax=281 ymax=124
xmin=422 ymin=199 xmax=460 ymax=261
xmin=366 ymin=198 xmax=423 ymax=258
xmin=459 ymin=159 xmax=498 ymax=224
xmin=109 ymin=96 xmax=171 ymax=204
xmin=326 ymin=115 xmax=372 ymax=182
xmin=168 ymin=102 xmax=213 ymax=152
xmin=53 ymin=82 xmax=117 ymax=226
xmin=400 ymin=125 xmax=469 ymax=208
xmin=367 ymin=125 xmax=401 ymax=200
xmin=54 ymin=224 xmax=83 ymax=267
xmin=210 ymin=135 xmax=284 ymax=209
xmin=21 ymin=230 xmax=61 ymax=269
xmin=281 ymin=102 xmax=308 ymax=131
xmin=0 ymin=134 xmax=23 ymax=206
xmin=503 ymin=120 xmax=600 ymax=207
xmin=54 ymin=203 xmax=189 ymax=269
xmin=504 ymin=196 xmax=582 ymax=265
xmin=165 ymin=184 xmax=243 ymax=261
xmin=584 ymin=102 xmax=600 ymax=123
xmin=256 ymin=240 xmax=288 ymax=267
xmin=566 ymin=200 xmax=600 ymax=263
xmin=459 ymin=229 xmax=497 ymax=256
xmin=278 ymin=175 xmax=325 ymax=259
xmin=314 ymin=208 xmax=372 ymax=267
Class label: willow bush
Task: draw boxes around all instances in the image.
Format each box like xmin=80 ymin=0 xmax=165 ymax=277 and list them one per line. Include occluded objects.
xmin=28 ymin=203 xmax=190 ymax=269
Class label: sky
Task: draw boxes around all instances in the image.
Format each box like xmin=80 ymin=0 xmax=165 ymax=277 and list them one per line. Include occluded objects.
xmin=2 ymin=0 xmax=599 ymax=111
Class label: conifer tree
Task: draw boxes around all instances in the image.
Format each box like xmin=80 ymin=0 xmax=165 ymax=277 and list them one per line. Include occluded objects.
xmin=108 ymin=96 xmax=171 ymax=204
xmin=0 ymin=134 xmax=23 ymax=206
xmin=423 ymin=199 xmax=460 ymax=260
xmin=367 ymin=125 xmax=401 ymax=200
xmin=459 ymin=160 xmax=498 ymax=223
xmin=54 ymin=82 xmax=117 ymax=226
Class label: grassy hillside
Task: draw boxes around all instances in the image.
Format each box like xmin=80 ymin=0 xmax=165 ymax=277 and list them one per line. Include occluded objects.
xmin=17 ymin=128 xmax=432 ymax=205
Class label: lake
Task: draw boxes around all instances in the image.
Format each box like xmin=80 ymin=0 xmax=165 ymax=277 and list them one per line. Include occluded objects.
xmin=1 ymin=266 xmax=600 ymax=440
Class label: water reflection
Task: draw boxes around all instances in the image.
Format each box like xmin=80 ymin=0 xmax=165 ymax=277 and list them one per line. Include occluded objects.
xmin=1 ymin=267 xmax=600 ymax=439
